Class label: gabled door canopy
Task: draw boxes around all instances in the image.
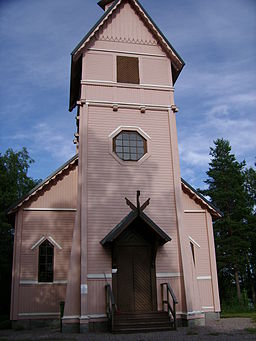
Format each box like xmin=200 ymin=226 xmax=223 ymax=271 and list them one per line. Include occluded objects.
xmin=101 ymin=191 xmax=171 ymax=246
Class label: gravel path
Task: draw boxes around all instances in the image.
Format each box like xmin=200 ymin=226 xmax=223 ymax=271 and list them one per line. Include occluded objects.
xmin=0 ymin=318 xmax=255 ymax=341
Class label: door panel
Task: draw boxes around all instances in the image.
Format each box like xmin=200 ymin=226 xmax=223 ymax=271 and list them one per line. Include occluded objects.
xmin=116 ymin=245 xmax=153 ymax=312
xmin=116 ymin=246 xmax=134 ymax=312
xmin=133 ymin=246 xmax=152 ymax=311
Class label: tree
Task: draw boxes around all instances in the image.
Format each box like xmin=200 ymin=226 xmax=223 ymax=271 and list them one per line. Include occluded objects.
xmin=201 ymin=139 xmax=251 ymax=303
xmin=244 ymin=164 xmax=256 ymax=305
xmin=0 ymin=148 xmax=40 ymax=316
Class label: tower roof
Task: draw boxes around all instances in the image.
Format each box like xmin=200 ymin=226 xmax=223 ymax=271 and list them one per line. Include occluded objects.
xmin=69 ymin=0 xmax=185 ymax=111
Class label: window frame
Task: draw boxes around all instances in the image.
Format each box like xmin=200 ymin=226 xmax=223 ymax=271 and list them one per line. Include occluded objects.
xmin=116 ymin=56 xmax=140 ymax=84
xmin=109 ymin=126 xmax=151 ymax=166
xmin=113 ymin=130 xmax=147 ymax=162
xmin=38 ymin=239 xmax=54 ymax=283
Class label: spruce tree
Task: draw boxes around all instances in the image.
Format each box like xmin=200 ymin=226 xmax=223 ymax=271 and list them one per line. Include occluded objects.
xmin=202 ymin=139 xmax=250 ymax=303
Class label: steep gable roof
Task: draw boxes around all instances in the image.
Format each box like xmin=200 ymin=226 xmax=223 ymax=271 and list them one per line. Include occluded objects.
xmin=181 ymin=178 xmax=223 ymax=218
xmin=69 ymin=0 xmax=185 ymax=111
xmin=7 ymin=154 xmax=78 ymax=214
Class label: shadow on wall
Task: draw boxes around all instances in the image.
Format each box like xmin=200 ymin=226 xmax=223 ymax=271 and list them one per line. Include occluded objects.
xmin=17 ymin=123 xmax=181 ymax=314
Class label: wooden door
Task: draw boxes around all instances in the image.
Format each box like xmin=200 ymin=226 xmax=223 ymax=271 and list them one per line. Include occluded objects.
xmin=116 ymin=245 xmax=153 ymax=312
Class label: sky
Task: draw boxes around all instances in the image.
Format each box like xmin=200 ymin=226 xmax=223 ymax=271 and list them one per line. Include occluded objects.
xmin=0 ymin=0 xmax=255 ymax=189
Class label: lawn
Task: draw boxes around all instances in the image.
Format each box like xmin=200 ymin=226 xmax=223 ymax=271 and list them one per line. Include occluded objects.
xmin=221 ymin=311 xmax=256 ymax=323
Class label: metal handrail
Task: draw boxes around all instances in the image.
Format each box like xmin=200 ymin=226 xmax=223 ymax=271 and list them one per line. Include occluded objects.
xmin=161 ymin=282 xmax=178 ymax=330
xmin=105 ymin=284 xmax=117 ymax=331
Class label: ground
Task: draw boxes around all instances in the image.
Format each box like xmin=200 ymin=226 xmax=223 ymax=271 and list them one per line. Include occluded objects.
xmin=0 ymin=318 xmax=256 ymax=340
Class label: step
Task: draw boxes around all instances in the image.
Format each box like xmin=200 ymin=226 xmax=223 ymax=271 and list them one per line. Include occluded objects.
xmin=112 ymin=325 xmax=173 ymax=333
xmin=112 ymin=311 xmax=174 ymax=333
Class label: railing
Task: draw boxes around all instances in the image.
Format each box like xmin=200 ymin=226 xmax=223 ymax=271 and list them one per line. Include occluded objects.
xmin=161 ymin=282 xmax=178 ymax=330
xmin=105 ymin=284 xmax=117 ymax=331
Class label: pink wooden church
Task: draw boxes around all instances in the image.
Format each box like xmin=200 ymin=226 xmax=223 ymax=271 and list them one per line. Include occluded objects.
xmin=9 ymin=0 xmax=221 ymax=333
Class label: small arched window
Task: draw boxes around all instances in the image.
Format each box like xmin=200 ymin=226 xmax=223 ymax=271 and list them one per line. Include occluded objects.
xmin=113 ymin=130 xmax=147 ymax=161
xmin=38 ymin=240 xmax=54 ymax=282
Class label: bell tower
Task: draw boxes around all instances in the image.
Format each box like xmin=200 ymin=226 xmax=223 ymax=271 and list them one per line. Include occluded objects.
xmin=63 ymin=0 xmax=203 ymax=332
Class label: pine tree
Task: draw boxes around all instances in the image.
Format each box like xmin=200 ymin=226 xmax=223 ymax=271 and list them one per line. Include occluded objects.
xmin=244 ymin=164 xmax=256 ymax=304
xmin=201 ymin=139 xmax=251 ymax=303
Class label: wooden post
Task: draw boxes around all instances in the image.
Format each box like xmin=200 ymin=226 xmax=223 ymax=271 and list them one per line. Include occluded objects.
xmin=161 ymin=283 xmax=164 ymax=311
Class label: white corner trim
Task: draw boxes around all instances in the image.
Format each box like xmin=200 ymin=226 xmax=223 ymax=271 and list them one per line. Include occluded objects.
xmin=31 ymin=236 xmax=46 ymax=250
xmin=189 ymin=236 xmax=201 ymax=248
xmin=48 ymin=236 xmax=62 ymax=250
xmin=18 ymin=312 xmax=59 ymax=317
xmin=156 ymin=272 xmax=181 ymax=278
xmin=197 ymin=276 xmax=212 ymax=280
xmin=184 ymin=210 xmax=206 ymax=213
xmin=23 ymin=208 xmax=76 ymax=211
xmin=87 ymin=274 xmax=112 ymax=279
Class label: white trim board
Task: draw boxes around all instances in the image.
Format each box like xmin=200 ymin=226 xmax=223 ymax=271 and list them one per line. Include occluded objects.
xmin=23 ymin=208 xmax=76 ymax=211
xmin=81 ymin=79 xmax=173 ymax=91
xmin=85 ymin=99 xmax=171 ymax=111
xmin=156 ymin=272 xmax=181 ymax=278
xmin=197 ymin=276 xmax=212 ymax=280
xmin=20 ymin=280 xmax=67 ymax=285
xmin=87 ymin=274 xmax=112 ymax=279
xmin=31 ymin=236 xmax=62 ymax=250
xmin=88 ymin=47 xmax=167 ymax=58
xmin=18 ymin=312 xmax=59 ymax=317
xmin=189 ymin=236 xmax=201 ymax=248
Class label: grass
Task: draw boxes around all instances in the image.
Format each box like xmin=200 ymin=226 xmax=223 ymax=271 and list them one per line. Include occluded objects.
xmin=245 ymin=327 xmax=256 ymax=334
xmin=221 ymin=311 xmax=256 ymax=323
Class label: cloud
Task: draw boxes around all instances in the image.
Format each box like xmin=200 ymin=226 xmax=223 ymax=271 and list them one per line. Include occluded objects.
xmin=10 ymin=122 xmax=75 ymax=161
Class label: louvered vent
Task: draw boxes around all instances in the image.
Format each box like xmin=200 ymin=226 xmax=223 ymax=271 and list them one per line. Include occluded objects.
xmin=117 ymin=56 xmax=139 ymax=84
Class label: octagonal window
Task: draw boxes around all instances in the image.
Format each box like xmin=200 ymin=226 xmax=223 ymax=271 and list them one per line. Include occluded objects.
xmin=113 ymin=130 xmax=147 ymax=161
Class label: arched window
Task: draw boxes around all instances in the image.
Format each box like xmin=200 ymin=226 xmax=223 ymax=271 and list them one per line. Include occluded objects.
xmin=38 ymin=240 xmax=54 ymax=282
xmin=113 ymin=130 xmax=147 ymax=161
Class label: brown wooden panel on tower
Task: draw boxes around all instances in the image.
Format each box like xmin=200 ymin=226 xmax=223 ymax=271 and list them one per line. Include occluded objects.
xmin=116 ymin=246 xmax=134 ymax=312
xmin=117 ymin=56 xmax=140 ymax=84
xmin=133 ymin=246 xmax=152 ymax=311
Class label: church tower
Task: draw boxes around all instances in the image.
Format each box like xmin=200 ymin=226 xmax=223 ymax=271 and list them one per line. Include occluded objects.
xmin=63 ymin=0 xmax=218 ymax=332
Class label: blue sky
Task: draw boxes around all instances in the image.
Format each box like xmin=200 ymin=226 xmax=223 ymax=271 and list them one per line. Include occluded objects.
xmin=0 ymin=0 xmax=255 ymax=189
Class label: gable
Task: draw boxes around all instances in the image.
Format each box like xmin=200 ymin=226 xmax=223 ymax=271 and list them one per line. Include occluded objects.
xmin=69 ymin=0 xmax=185 ymax=111
xmin=8 ymin=155 xmax=78 ymax=214
xmin=96 ymin=2 xmax=158 ymax=47
xmin=26 ymin=163 xmax=77 ymax=209
xmin=181 ymin=178 xmax=222 ymax=218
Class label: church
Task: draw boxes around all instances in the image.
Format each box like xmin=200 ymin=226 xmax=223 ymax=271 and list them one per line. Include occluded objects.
xmin=8 ymin=0 xmax=221 ymax=333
